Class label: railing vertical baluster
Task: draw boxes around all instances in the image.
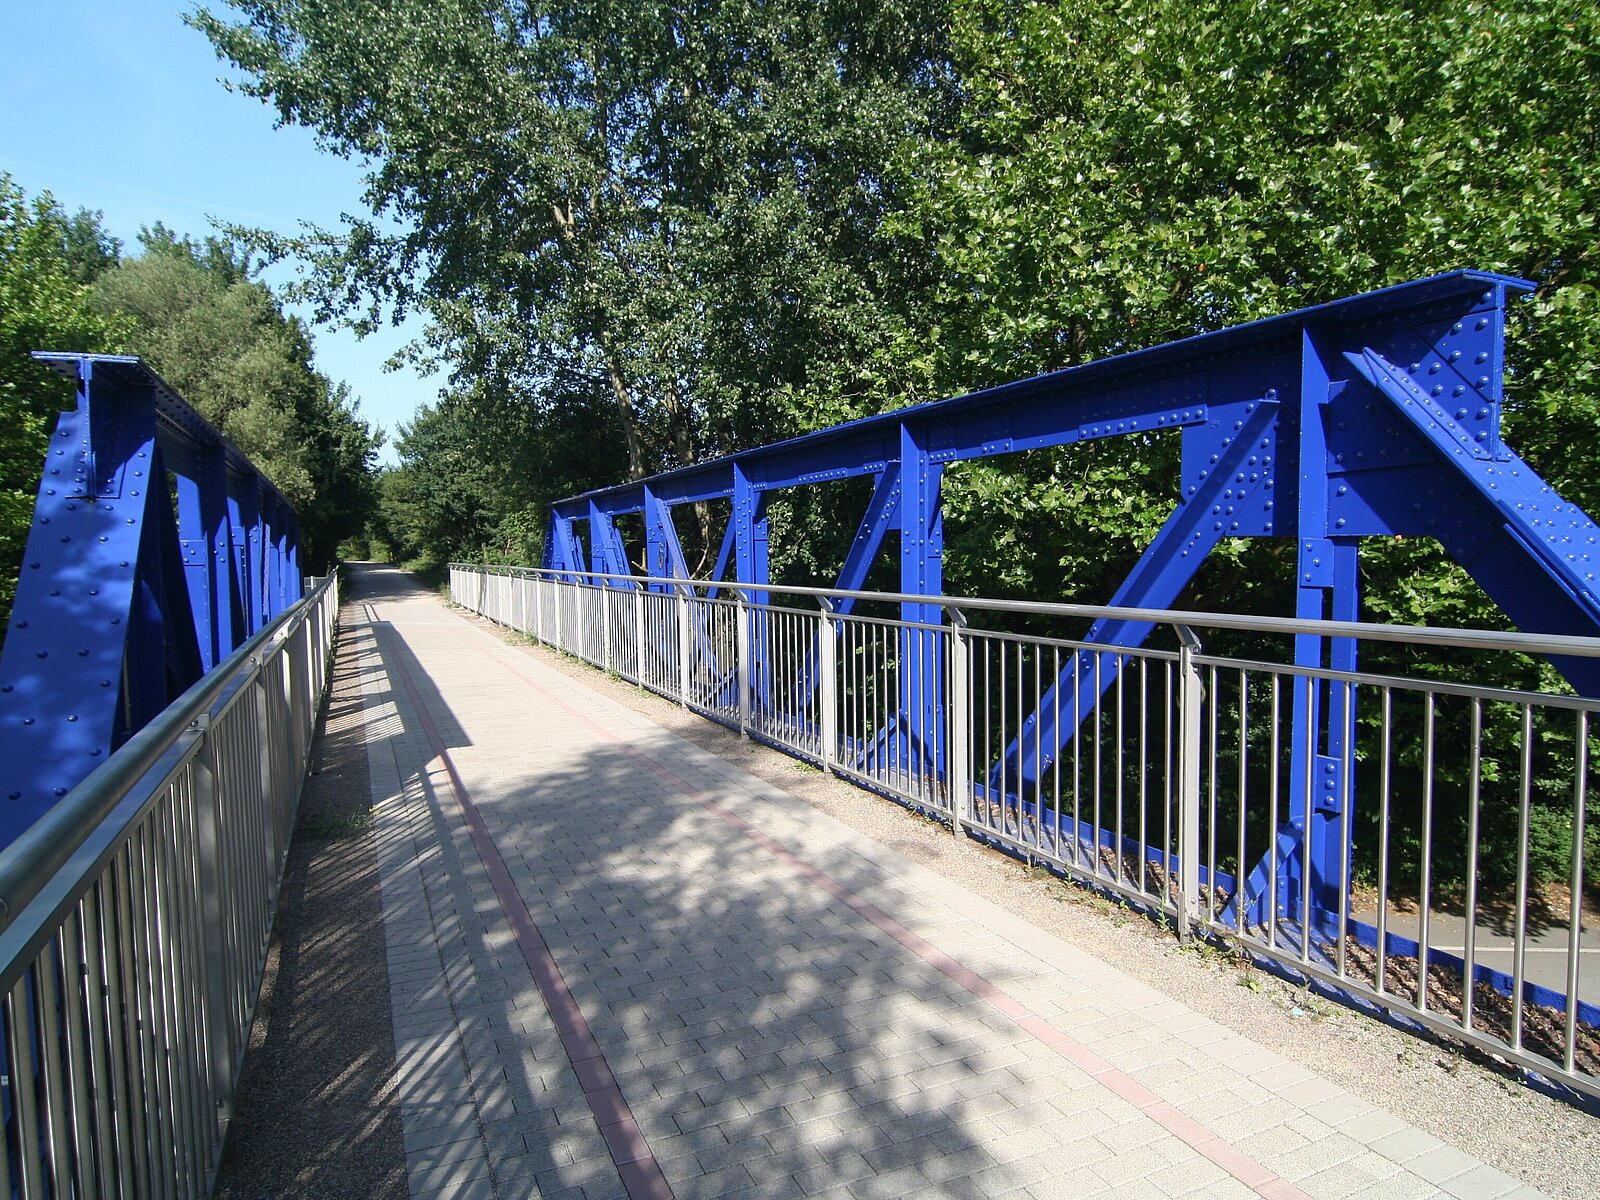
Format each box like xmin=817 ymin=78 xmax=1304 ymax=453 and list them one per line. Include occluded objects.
xmin=819 ymin=600 xmax=839 ymax=773
xmin=1565 ymin=710 xmax=1588 ymax=1074
xmin=1513 ymin=703 xmax=1534 ymax=1052
xmin=1464 ymin=697 xmax=1483 ymax=1032
xmin=1176 ymin=626 xmax=1202 ymax=941
xmin=736 ymin=591 xmax=752 ymax=739
xmin=677 ymin=589 xmax=692 ymax=707
xmin=634 ymin=588 xmax=647 ymax=686
xmin=948 ymin=609 xmax=970 ymax=836
xmin=602 ymin=586 xmax=614 ymax=673
xmin=193 ymin=713 xmax=235 ymax=1143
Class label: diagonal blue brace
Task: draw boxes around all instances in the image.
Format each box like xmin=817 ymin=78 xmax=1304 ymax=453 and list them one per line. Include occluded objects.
xmin=995 ymin=398 xmax=1281 ymax=795
xmin=642 ymin=486 xmax=688 ymax=587
xmin=1344 ymin=347 xmax=1600 ymax=696
xmin=587 ymin=500 xmax=634 ymax=585
xmin=790 ymin=465 xmax=902 ymax=710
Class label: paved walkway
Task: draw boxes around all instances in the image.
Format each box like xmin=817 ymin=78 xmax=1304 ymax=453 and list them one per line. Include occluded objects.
xmin=348 ymin=566 xmax=1546 ymax=1200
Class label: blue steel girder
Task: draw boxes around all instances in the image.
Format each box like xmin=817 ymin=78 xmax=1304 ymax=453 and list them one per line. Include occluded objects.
xmin=0 ymin=355 xmax=302 ymax=849
xmin=896 ymin=422 xmax=945 ymax=778
xmin=789 ymin=466 xmax=903 ymax=709
xmin=642 ymin=486 xmax=687 ymax=587
xmin=733 ymin=464 xmax=773 ymax=712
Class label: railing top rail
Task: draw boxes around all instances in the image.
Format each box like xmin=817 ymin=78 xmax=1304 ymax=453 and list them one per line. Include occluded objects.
xmin=449 ymin=563 xmax=1600 ymax=663
xmin=0 ymin=573 xmax=336 ymax=933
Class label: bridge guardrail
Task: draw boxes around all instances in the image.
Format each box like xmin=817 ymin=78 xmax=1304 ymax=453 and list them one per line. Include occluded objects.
xmin=452 ymin=562 xmax=1600 ymax=1105
xmin=0 ymin=570 xmax=338 ymax=1198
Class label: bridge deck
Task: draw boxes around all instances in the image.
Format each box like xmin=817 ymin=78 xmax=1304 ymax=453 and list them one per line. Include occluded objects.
xmin=335 ymin=566 xmax=1546 ymax=1200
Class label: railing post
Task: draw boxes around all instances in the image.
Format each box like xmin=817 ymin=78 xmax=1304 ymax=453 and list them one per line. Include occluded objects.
xmin=634 ymin=587 xmax=647 ymax=685
xmin=1176 ymin=624 xmax=1204 ymax=941
xmin=818 ymin=599 xmax=838 ymax=771
xmin=736 ymin=589 xmax=751 ymax=738
xmin=602 ymin=585 xmax=614 ymax=672
xmin=677 ymin=587 xmax=692 ymax=708
xmin=191 ymin=713 xmax=235 ymax=1139
xmin=533 ymin=572 xmax=544 ymax=644
xmin=948 ymin=607 xmax=970 ymax=836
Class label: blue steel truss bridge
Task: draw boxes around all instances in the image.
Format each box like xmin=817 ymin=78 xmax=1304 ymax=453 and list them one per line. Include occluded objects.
xmin=0 ymin=270 xmax=1596 ymax=1198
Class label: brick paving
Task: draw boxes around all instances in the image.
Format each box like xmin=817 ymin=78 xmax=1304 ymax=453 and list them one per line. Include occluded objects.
xmin=348 ymin=566 xmax=1549 ymax=1200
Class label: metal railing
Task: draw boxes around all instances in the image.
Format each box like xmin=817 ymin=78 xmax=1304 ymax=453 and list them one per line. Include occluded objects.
xmin=453 ymin=562 xmax=1600 ymax=1102
xmin=0 ymin=572 xmax=339 ymax=1198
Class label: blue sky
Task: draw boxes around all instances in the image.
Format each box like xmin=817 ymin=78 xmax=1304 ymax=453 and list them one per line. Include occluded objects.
xmin=0 ymin=0 xmax=441 ymax=464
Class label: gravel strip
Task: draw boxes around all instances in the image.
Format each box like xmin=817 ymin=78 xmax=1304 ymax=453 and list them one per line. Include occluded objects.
xmin=464 ymin=609 xmax=1600 ymax=1199
xmin=213 ymin=586 xmax=407 ymax=1200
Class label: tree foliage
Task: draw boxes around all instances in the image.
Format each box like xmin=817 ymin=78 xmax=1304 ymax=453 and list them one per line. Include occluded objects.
xmin=91 ymin=227 xmax=382 ymax=568
xmin=196 ymin=0 xmax=1600 ymax=618
xmin=1 ymin=175 xmax=383 ymax=652
xmin=374 ymin=379 xmax=626 ymax=570
xmin=192 ymin=0 xmax=952 ymax=489
xmin=194 ymin=0 xmax=1600 ymax=886
xmin=895 ymin=0 xmax=1600 ymax=615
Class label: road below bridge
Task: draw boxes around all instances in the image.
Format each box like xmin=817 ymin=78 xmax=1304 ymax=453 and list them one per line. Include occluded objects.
xmin=217 ymin=564 xmax=1597 ymax=1200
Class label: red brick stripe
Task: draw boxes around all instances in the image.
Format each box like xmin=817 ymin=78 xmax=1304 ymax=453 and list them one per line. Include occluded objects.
xmin=376 ymin=623 xmax=675 ymax=1200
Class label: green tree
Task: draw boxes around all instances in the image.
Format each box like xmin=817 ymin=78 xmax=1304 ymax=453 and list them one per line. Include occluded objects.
xmin=92 ymin=227 xmax=382 ymax=568
xmin=192 ymin=0 xmax=951 ymax=497
xmin=381 ymin=378 xmax=627 ymax=572
xmin=892 ymin=0 xmax=1600 ymax=615
xmin=889 ymin=0 xmax=1600 ymax=888
xmin=0 ymin=175 xmax=130 ymax=639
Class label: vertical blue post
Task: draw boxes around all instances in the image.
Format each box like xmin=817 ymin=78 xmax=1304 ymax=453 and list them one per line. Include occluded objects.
xmin=270 ymin=497 xmax=289 ymax=617
xmin=1322 ymin=539 xmax=1360 ymax=922
xmin=1289 ymin=328 xmax=1355 ymax=925
xmin=543 ymin=511 xmax=585 ymax=578
xmin=587 ymin=500 xmax=634 ymax=584
xmin=176 ymin=449 xmax=223 ymax=671
xmin=733 ymin=463 xmax=770 ymax=713
xmin=285 ymin=518 xmax=299 ymax=606
xmin=643 ymin=486 xmax=686 ymax=588
xmin=230 ymin=481 xmax=259 ymax=635
xmin=899 ymin=422 xmax=945 ymax=779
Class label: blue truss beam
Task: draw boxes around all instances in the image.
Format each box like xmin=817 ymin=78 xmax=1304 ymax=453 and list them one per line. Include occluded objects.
xmin=0 ymin=355 xmax=302 ymax=849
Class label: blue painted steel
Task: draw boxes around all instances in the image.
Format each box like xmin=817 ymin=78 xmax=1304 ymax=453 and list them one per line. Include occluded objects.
xmin=544 ymin=270 xmax=1600 ymax=933
xmin=0 ymin=354 xmax=303 ymax=849
xmin=897 ymin=422 xmax=944 ymax=776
